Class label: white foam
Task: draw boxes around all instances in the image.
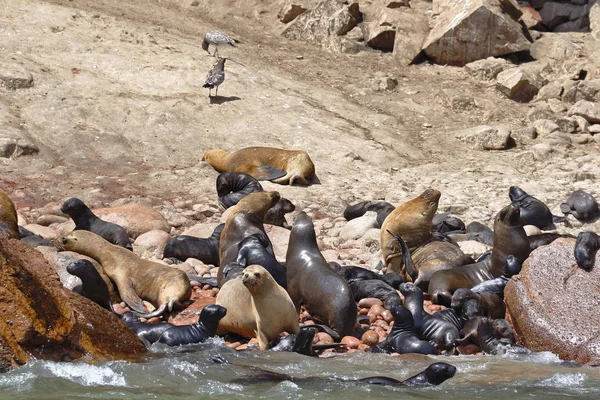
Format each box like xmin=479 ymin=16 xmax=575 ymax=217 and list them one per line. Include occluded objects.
xmin=540 ymin=373 xmax=587 ymax=388
xmin=0 ymin=372 xmax=36 ymax=389
xmin=43 ymin=362 xmax=128 ymax=387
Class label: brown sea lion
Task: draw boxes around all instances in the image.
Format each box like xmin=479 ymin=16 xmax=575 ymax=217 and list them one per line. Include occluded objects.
xmin=56 ymin=231 xmax=191 ymax=318
xmin=217 ymin=191 xmax=280 ymax=287
xmin=380 ymin=189 xmax=441 ymax=280
xmin=215 ymin=277 xmax=257 ymax=338
xmin=286 ymin=212 xmax=357 ymax=340
xmin=411 ymin=240 xmax=474 ymax=291
xmin=242 ymin=265 xmax=299 ymax=349
xmin=0 ymin=188 xmax=19 ymax=239
xmin=202 ymin=147 xmax=316 ymax=185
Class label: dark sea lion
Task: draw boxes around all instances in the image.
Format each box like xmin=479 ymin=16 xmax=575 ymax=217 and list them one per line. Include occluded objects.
xmin=428 ymin=258 xmax=494 ymax=307
xmin=0 ymin=189 xmax=19 ymax=239
xmin=218 ymin=191 xmax=280 ymax=287
xmin=216 ymin=172 xmax=264 ymax=209
xmin=121 ymin=312 xmax=173 ymax=346
xmin=286 ymin=212 xmax=357 ymax=340
xmin=163 ymin=223 xmax=224 ymax=265
xmin=57 ymin=230 xmax=191 ymax=318
xmin=359 ymin=362 xmax=457 ymax=387
xmin=158 ymin=304 xmax=227 ymax=346
xmin=457 ymin=316 xmax=528 ymax=355
xmin=202 ymin=147 xmax=316 ymax=185
xmin=489 ymin=203 xmax=531 ymax=276
xmin=264 ymin=197 xmax=295 ymax=228
xmin=349 ymin=279 xmax=401 ymax=310
xmin=385 ymin=231 xmax=419 ymax=282
xmin=509 ymin=186 xmax=568 ymax=228
xmin=328 ymin=262 xmax=404 ymax=289
xmin=60 ymin=198 xmax=132 ymax=250
xmin=433 ymin=299 xmax=483 ymax=332
xmin=465 ymin=221 xmax=494 ymax=246
xmin=450 ymin=288 xmax=505 ymax=320
xmin=528 ymin=232 xmax=575 ymax=251
xmin=234 ymin=233 xmax=287 ymax=288
xmin=400 ymin=283 xmax=459 ymax=352
xmin=575 ymin=232 xmax=600 ymax=271
xmin=271 ymin=326 xmax=341 ymax=356
xmin=433 ymin=212 xmax=466 ymax=233
xmin=471 ymin=255 xmax=522 ymax=296
xmin=560 ymin=190 xmax=599 ymax=221
xmin=343 ymin=200 xmax=395 ymax=228
xmin=369 ymin=306 xmax=439 ymax=355
xmin=22 ymin=234 xmax=55 ymax=248
xmin=66 ymin=259 xmax=114 ymax=312
xmin=492 ymin=318 xmax=516 ymax=345
xmin=381 ymin=189 xmax=441 ymax=278
xmin=18 ymin=225 xmax=33 ymax=238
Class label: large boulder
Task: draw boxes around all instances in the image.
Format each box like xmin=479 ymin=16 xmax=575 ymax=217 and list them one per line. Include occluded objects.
xmin=92 ymin=202 xmax=170 ymax=239
xmin=568 ymin=100 xmax=600 ymax=124
xmin=505 ymin=238 xmax=600 ymax=365
xmin=496 ymin=67 xmax=544 ymax=103
xmin=422 ymin=0 xmax=532 ymax=66
xmin=538 ymin=1 xmax=587 ymax=31
xmin=0 ymin=238 xmax=146 ymax=371
xmin=281 ymin=0 xmax=362 ymax=51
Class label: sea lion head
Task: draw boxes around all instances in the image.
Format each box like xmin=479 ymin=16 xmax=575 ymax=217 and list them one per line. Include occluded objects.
xmin=66 ymin=259 xmax=95 ymax=278
xmin=450 ymin=288 xmax=474 ymax=311
xmin=241 ymin=264 xmax=272 ymax=291
xmin=508 ymin=186 xmax=528 ymax=202
xmin=575 ymin=232 xmax=600 ymax=271
xmin=496 ymin=203 xmax=521 ymax=227
xmin=462 ymin=299 xmax=483 ymax=319
xmin=417 ymin=188 xmax=441 ymax=217
xmin=60 ymin=197 xmax=88 ymax=217
xmin=389 ymin=305 xmax=413 ymax=325
xmin=200 ymin=304 xmax=227 ymax=322
xmin=421 ymin=362 xmax=457 ymax=385
xmin=399 ymin=282 xmax=421 ymax=299
xmin=55 ymin=230 xmax=104 ymax=252
xmin=234 ymin=191 xmax=281 ymax=218
xmin=202 ymin=149 xmax=228 ymax=164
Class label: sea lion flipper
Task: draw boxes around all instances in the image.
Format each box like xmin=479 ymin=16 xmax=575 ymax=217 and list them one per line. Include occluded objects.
xmin=252 ymin=166 xmax=287 ymax=181
xmin=118 ymin=282 xmax=147 ymax=314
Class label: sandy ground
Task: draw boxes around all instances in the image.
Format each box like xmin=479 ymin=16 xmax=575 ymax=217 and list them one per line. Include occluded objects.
xmin=1 ymin=0 xmax=599 ymax=233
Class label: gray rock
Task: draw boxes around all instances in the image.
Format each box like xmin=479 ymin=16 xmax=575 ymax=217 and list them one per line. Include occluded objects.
xmin=589 ymin=124 xmax=600 ymax=134
xmin=562 ymin=79 xmax=600 ymax=104
xmin=464 ymin=57 xmax=511 ymax=81
xmin=375 ymin=76 xmax=398 ymax=91
xmin=511 ymin=126 xmax=537 ymax=146
xmin=531 ymin=142 xmax=554 ymax=160
xmin=278 ymin=1 xmax=317 ymax=23
xmin=567 ymin=100 xmax=600 ymax=124
xmin=571 ymin=115 xmax=591 ymax=132
xmin=534 ymin=81 xmax=564 ymax=102
xmin=555 ymin=117 xmax=578 ymax=133
xmin=496 ymin=67 xmax=545 ymax=103
xmin=422 ymin=0 xmax=531 ymax=66
xmin=455 ymin=124 xmax=512 ymax=150
xmin=340 ymin=211 xmax=379 ymax=241
xmin=532 ymin=119 xmax=560 ymax=137
xmin=571 ymin=133 xmax=593 ymax=144
xmin=538 ymin=2 xmax=586 ymax=31
xmin=0 ymin=62 xmax=33 ymax=89
xmin=392 ymin=8 xmax=430 ymax=65
xmin=592 ymin=0 xmax=600 ymax=40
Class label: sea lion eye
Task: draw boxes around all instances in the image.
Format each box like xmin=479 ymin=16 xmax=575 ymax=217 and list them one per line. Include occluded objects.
xmin=254 ymin=272 xmax=260 ymax=278
xmin=61 ymin=238 xmax=68 ymax=244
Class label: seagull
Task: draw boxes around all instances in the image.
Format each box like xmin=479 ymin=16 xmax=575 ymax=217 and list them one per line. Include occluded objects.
xmin=203 ymin=57 xmax=226 ymax=97
xmin=202 ymin=31 xmax=238 ymax=58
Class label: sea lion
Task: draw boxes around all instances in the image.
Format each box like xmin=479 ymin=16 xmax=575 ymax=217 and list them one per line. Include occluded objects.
xmin=470 ymin=255 xmax=522 ymax=296
xmin=328 ymin=262 xmax=404 ymax=289
xmin=242 ymin=265 xmax=299 ymax=349
xmin=411 ymin=240 xmax=474 ymax=291
xmin=163 ymin=223 xmax=224 ymax=265
xmin=457 ymin=316 xmax=528 ymax=355
xmin=433 ymin=299 xmax=482 ymax=332
xmin=121 ymin=312 xmax=173 ymax=346
xmin=234 ymin=234 xmax=286 ymax=288
xmin=57 ymin=230 xmax=191 ymax=318
xmin=0 ymin=188 xmax=19 ymax=239
xmin=158 ymin=304 xmax=227 ymax=346
xmin=218 ymin=191 xmax=280 ymax=287
xmin=450 ymin=288 xmax=505 ymax=320
xmin=492 ymin=318 xmax=516 ymax=345
xmin=433 ymin=212 xmax=466 ymax=234
xmin=60 ymin=198 xmax=132 ymax=250
xmin=216 ymin=172 xmax=263 ymax=209
xmin=286 ymin=212 xmax=357 ymax=340
xmin=343 ymin=200 xmax=395 ymax=228
xmin=575 ymin=232 xmax=600 ymax=271
xmin=528 ymin=232 xmax=575 ymax=251
xmin=465 ymin=221 xmax=494 ymax=246
xmin=270 ymin=326 xmax=341 ymax=356
xmin=215 ymin=277 xmax=257 ymax=338
xmin=264 ymin=197 xmax=295 ymax=228
xmin=202 ymin=146 xmax=316 ymax=185
xmin=400 ymin=283 xmax=459 ymax=352
xmin=349 ymin=279 xmax=402 ymax=310
xmin=66 ymin=259 xmax=114 ymax=312
xmin=509 ymin=186 xmax=568 ymax=228
xmin=380 ymin=189 xmax=441 ymax=278
xmin=21 ymin=234 xmax=55 ymax=248
xmin=560 ymin=190 xmax=599 ymax=222
xmin=369 ymin=306 xmax=439 ymax=355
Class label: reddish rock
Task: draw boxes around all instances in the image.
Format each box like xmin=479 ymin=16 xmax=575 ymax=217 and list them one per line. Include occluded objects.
xmin=358 ymin=343 xmax=370 ymax=351
xmin=505 ymin=238 xmax=600 ymax=365
xmin=168 ymin=296 xmax=216 ymax=325
xmin=457 ymin=344 xmax=481 ymax=355
xmin=381 ymin=309 xmax=393 ymax=323
xmin=368 ymin=304 xmax=385 ymax=318
xmin=0 ymin=238 xmax=146 ymax=371
xmin=358 ymin=297 xmax=383 ymax=308
xmin=373 ymin=320 xmax=390 ymax=329
xmin=317 ymin=332 xmax=335 ymax=344
xmin=361 ymin=330 xmax=379 ymax=346
xmin=341 ymin=335 xmax=361 ymax=349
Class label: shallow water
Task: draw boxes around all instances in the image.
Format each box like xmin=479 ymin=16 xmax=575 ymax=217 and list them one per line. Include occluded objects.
xmin=2 ymin=339 xmax=600 ymax=400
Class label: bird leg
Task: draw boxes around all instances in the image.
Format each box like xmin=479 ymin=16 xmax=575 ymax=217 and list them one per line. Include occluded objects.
xmin=208 ymin=88 xmax=212 ymax=97
xmin=214 ymin=47 xmax=219 ymax=58
xmin=215 ymin=86 xmax=219 ymax=97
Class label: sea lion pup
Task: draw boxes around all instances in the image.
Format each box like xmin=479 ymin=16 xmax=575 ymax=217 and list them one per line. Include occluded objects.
xmin=343 ymin=200 xmax=395 ymax=228
xmin=433 ymin=212 xmax=466 ymax=234
xmin=234 ymin=234 xmax=287 ymax=288
xmin=121 ymin=312 xmax=173 ymax=347
xmin=465 ymin=221 xmax=494 ymax=246
xmin=456 ymin=316 xmax=529 ymax=355
xmin=202 ymin=146 xmax=316 ymax=185
xmin=400 ymin=283 xmax=459 ymax=353
xmin=328 ymin=262 xmax=404 ymax=289
xmin=509 ymin=186 xmax=568 ymax=228
xmin=60 ymin=198 xmax=132 ymax=250
xmin=369 ymin=306 xmax=439 ymax=355
xmin=561 ymin=190 xmax=599 ymax=222
xmin=450 ymin=288 xmax=505 ymax=320
xmin=471 ymin=255 xmax=521 ymax=296
xmin=380 ymin=189 xmax=441 ymax=279
xmin=492 ymin=318 xmax=516 ymax=345
xmin=434 ymin=299 xmax=482 ymax=331
xmin=358 ymin=362 xmax=457 ymax=387
xmin=217 ymin=191 xmax=280 ymax=287
xmin=158 ymin=304 xmax=227 ymax=346
xmin=270 ymin=326 xmax=342 ymax=356
xmin=241 ymin=265 xmax=299 ymax=350
xmin=163 ymin=223 xmax=224 ymax=265
xmin=57 ymin=231 xmax=191 ymax=318
xmin=286 ymin=212 xmax=357 ymax=340
xmin=264 ymin=197 xmax=295 ymax=228
xmin=66 ymin=259 xmax=114 ymax=312
xmin=0 ymin=188 xmax=19 ymax=239
xmin=216 ymin=172 xmax=264 ymax=209
xmin=575 ymin=232 xmax=600 ymax=271
xmin=349 ymin=279 xmax=402 ymax=310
